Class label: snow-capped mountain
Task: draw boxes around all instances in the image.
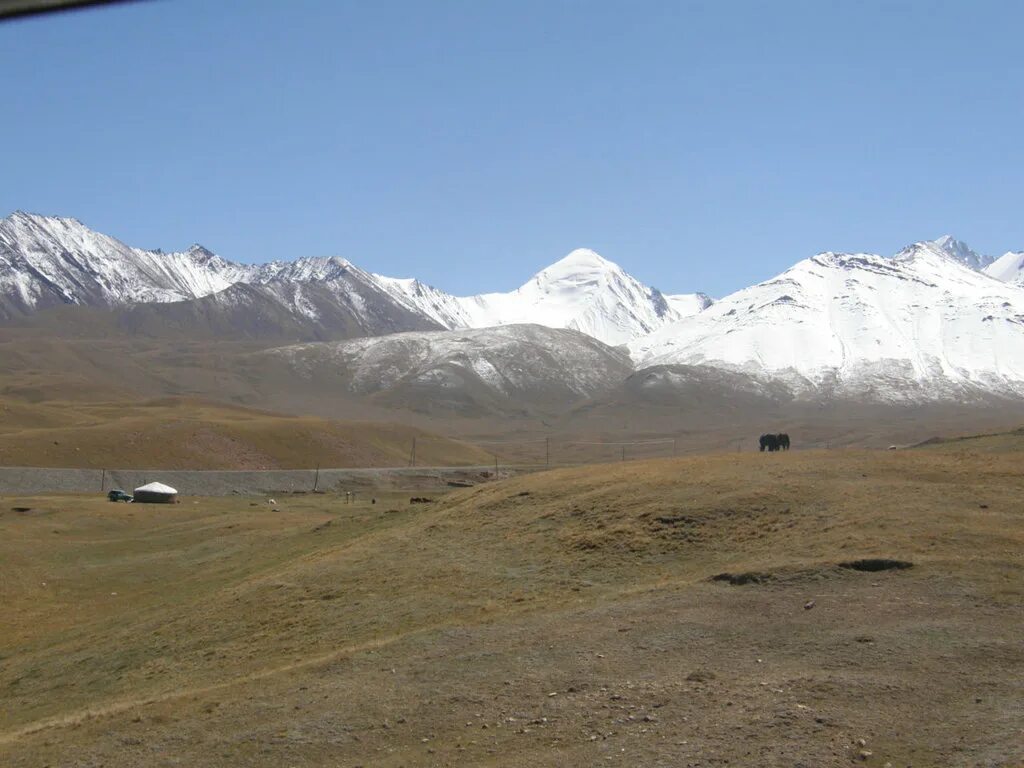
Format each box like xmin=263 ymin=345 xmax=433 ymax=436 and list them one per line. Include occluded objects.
xmin=369 ymin=274 xmax=474 ymax=329
xmin=628 ymin=246 xmax=1024 ymax=401
xmin=452 ymin=248 xmax=695 ymax=346
xmin=11 ymin=208 xmax=1024 ymax=405
xmin=0 ymin=212 xmax=706 ymax=344
xmin=912 ymin=234 xmax=1024 ymax=289
xmin=259 ymin=324 xmax=633 ymax=416
xmin=922 ymin=234 xmax=995 ymax=271
xmin=114 ymin=279 xmax=442 ymax=340
xmin=373 ymin=248 xmax=707 ymax=346
xmin=0 ymin=212 xmax=249 ymax=319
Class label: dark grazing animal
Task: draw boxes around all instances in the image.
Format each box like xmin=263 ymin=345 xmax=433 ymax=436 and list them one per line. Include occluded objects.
xmin=776 ymin=433 xmax=790 ymax=451
xmin=759 ymin=433 xmax=779 ymax=452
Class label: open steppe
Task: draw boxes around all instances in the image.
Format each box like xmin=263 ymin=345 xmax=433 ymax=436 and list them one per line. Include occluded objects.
xmin=1 ymin=444 xmax=1022 ymax=767
xmin=0 ymin=395 xmax=489 ymax=470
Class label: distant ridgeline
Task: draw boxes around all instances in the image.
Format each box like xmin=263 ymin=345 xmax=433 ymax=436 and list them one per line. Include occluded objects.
xmin=3 ymin=210 xmax=1024 ymax=402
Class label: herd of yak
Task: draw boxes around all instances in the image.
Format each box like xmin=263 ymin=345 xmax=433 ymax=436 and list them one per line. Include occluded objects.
xmin=759 ymin=433 xmax=791 ymax=452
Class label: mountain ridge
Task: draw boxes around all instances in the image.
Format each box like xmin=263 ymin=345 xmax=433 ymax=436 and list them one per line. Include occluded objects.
xmin=0 ymin=212 xmax=700 ymax=345
xmin=7 ymin=210 xmax=1024 ymax=404
xmin=628 ymin=244 xmax=1024 ymax=401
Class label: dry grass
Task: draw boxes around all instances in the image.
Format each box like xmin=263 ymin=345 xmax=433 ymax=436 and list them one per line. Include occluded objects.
xmin=1 ymin=448 xmax=1022 ymax=766
xmin=0 ymin=395 xmax=490 ymax=469
xmin=911 ymin=426 xmax=1024 ymax=454
xmin=6 ymin=331 xmax=1024 ymax=452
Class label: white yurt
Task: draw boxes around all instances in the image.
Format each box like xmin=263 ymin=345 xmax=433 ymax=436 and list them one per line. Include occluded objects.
xmin=133 ymin=482 xmax=178 ymax=504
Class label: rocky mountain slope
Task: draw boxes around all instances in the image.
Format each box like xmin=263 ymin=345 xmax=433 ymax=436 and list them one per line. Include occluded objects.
xmin=0 ymin=212 xmax=248 ymax=320
xmin=112 ymin=280 xmax=442 ymax=341
xmin=924 ymin=234 xmax=995 ymax=271
xmin=257 ymin=324 xmax=633 ymax=417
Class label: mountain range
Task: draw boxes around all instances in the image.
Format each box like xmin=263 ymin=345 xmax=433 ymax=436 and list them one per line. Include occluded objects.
xmin=630 ymin=239 xmax=1024 ymax=401
xmin=0 ymin=212 xmax=704 ymax=344
xmin=3 ymin=210 xmax=1024 ymax=405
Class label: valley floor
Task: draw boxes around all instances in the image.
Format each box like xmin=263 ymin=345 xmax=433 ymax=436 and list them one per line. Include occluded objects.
xmin=1 ymin=448 xmax=1022 ymax=767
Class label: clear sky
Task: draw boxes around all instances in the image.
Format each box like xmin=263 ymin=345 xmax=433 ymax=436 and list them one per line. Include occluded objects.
xmin=2 ymin=0 xmax=1023 ymax=298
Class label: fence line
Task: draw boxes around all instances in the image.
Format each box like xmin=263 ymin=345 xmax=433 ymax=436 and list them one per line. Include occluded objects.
xmin=0 ymin=434 xmax=826 ymax=495
xmin=461 ymin=438 xmax=549 ymax=445
xmin=562 ymin=438 xmax=675 ymax=446
xmin=0 ymin=465 xmax=528 ymax=497
xmin=410 ymin=434 xmax=688 ymax=468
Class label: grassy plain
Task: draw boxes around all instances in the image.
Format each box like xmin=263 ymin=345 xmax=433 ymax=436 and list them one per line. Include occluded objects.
xmin=0 ymin=396 xmax=489 ymax=469
xmin=1 ymin=446 xmax=1022 ymax=767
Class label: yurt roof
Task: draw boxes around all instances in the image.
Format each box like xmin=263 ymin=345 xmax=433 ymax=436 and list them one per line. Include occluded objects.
xmin=134 ymin=482 xmax=178 ymax=495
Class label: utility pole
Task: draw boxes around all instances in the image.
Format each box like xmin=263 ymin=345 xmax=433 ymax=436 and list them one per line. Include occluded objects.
xmin=545 ymin=437 xmax=550 ymax=468
xmin=493 ymin=454 xmax=498 ymax=473
xmin=313 ymin=464 xmax=320 ymax=492
xmin=410 ymin=437 xmax=417 ymax=467
xmin=672 ymin=439 xmax=677 ymax=457
xmin=100 ymin=468 xmax=106 ymax=492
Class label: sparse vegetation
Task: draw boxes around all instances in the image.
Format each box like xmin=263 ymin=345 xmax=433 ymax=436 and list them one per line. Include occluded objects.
xmin=1 ymin=447 xmax=1021 ymax=766
xmin=0 ymin=395 xmax=488 ymax=469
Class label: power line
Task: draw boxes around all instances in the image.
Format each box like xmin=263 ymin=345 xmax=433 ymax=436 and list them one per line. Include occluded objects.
xmin=422 ymin=437 xmax=549 ymax=445
xmin=561 ymin=438 xmax=676 ymax=446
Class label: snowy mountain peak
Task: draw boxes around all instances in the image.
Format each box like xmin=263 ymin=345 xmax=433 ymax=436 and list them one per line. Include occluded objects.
xmin=564 ymin=246 xmax=608 ymax=261
xmin=531 ymin=248 xmax=621 ymax=285
xmin=370 ymin=247 xmax=708 ymax=346
xmin=7 ymin=210 xmax=81 ymax=227
xmin=186 ymin=244 xmax=216 ymax=258
xmin=546 ymin=247 xmax=614 ymax=269
xmin=255 ymin=255 xmax=356 ymax=283
xmin=0 ymin=211 xmax=252 ymax=318
xmin=899 ymin=235 xmax=994 ymax=271
xmin=1 ymin=211 xmax=102 ymax=249
xmin=444 ymin=248 xmax=702 ymax=346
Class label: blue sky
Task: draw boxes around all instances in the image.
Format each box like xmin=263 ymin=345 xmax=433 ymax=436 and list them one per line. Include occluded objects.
xmin=2 ymin=0 xmax=1023 ymax=297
